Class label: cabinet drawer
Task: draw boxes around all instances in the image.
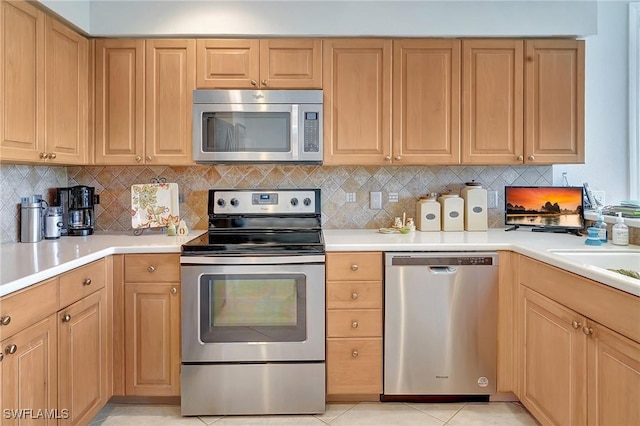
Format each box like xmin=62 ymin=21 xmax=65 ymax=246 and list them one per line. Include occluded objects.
xmin=326 ymin=252 xmax=382 ymax=281
xmin=125 ymin=254 xmax=180 ymax=283
xmin=326 ymin=338 xmax=382 ymax=394
xmin=59 ymin=259 xmax=106 ymax=308
xmin=0 ymin=278 xmax=58 ymax=341
xmin=327 ymin=281 xmax=382 ymax=309
xmin=327 ymin=309 xmax=382 ymax=338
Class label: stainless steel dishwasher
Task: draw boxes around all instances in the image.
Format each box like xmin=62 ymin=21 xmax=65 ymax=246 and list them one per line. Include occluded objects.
xmin=384 ymin=252 xmax=498 ymax=397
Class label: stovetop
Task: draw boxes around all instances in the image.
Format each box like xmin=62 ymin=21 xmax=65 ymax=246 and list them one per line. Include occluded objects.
xmin=181 ymin=189 xmax=324 ymax=256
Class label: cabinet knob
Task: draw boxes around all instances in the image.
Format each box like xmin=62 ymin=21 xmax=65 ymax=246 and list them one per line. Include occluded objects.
xmin=0 ymin=316 xmax=11 ymax=326
xmin=251 ymin=80 xmax=257 ymax=86
xmin=148 ymin=265 xmax=156 ymax=272
xmin=49 ymin=152 xmax=56 ymax=159
xmin=351 ymin=321 xmax=359 ymax=329
xmin=351 ymin=350 xmax=359 ymax=358
xmin=582 ymin=326 xmax=594 ymax=335
xmin=261 ymin=79 xmax=268 ymax=86
xmin=351 ymin=292 xmax=359 ymax=300
xmin=62 ymin=314 xmax=71 ymax=323
xmin=572 ymin=320 xmax=582 ymax=329
xmin=39 ymin=152 xmax=49 ymax=159
xmin=6 ymin=344 xmax=17 ymax=355
xmin=517 ymin=155 xmax=524 ymax=161
xmin=145 ymin=155 xmax=152 ymax=162
xmin=351 ymin=264 xmax=358 ymax=271
xmin=528 ymin=155 xmax=535 ymax=161
xmin=0 ymin=352 xmax=3 ymax=362
xmin=171 ymin=287 xmax=178 ymax=295
xmin=83 ymin=278 xmax=92 ymax=286
xmin=394 ymin=155 xmax=401 ymax=161
xmin=135 ymin=156 xmax=142 ymax=162
xmin=384 ymin=156 xmax=391 ymax=161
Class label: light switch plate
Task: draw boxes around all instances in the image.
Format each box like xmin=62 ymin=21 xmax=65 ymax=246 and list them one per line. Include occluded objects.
xmin=370 ymin=192 xmax=382 ymax=210
xmin=487 ymin=190 xmax=498 ymax=209
xmin=345 ymin=192 xmax=356 ymax=203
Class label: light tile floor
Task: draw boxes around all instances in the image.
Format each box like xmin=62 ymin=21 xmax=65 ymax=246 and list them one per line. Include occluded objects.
xmin=89 ymin=402 xmax=540 ymax=425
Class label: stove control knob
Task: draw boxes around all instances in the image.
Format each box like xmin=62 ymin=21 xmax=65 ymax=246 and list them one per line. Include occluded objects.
xmin=230 ymin=198 xmax=239 ymax=207
xmin=290 ymin=198 xmax=299 ymax=206
xmin=217 ymin=198 xmax=226 ymax=207
xmin=303 ymin=197 xmax=312 ymax=206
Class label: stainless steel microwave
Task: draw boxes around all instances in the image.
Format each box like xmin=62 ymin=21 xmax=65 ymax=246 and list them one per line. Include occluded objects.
xmin=193 ymin=90 xmax=323 ymax=164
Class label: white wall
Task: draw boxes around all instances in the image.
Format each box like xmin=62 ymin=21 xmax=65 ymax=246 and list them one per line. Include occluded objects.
xmin=554 ymin=1 xmax=630 ymax=204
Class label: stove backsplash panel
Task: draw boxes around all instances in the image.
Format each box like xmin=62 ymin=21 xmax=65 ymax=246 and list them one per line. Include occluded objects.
xmin=0 ymin=164 xmax=556 ymax=244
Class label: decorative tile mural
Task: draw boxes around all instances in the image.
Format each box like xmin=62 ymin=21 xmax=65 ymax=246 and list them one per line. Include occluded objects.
xmin=0 ymin=164 xmax=68 ymax=244
xmin=65 ymin=164 xmax=553 ymax=233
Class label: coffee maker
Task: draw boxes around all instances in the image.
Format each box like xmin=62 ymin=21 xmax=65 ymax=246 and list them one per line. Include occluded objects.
xmin=54 ymin=186 xmax=99 ymax=236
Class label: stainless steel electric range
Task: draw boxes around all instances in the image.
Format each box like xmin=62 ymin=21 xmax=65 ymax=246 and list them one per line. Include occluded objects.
xmin=180 ymin=189 xmax=325 ymax=416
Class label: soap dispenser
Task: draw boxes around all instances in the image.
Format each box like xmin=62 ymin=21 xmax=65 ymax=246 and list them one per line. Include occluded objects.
xmin=611 ymin=213 xmax=629 ymax=246
xmin=595 ymin=209 xmax=608 ymax=243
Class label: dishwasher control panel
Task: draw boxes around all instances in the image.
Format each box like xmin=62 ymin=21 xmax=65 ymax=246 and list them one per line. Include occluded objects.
xmin=389 ymin=254 xmax=496 ymax=266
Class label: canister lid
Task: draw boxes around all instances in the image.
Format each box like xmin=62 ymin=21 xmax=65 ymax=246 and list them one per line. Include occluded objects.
xmin=464 ymin=180 xmax=482 ymax=187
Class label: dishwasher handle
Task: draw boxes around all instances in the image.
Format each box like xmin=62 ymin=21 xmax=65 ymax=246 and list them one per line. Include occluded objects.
xmin=429 ymin=266 xmax=458 ymax=274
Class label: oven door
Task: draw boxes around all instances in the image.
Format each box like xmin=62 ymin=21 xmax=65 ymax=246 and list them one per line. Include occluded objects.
xmin=181 ymin=256 xmax=325 ymax=363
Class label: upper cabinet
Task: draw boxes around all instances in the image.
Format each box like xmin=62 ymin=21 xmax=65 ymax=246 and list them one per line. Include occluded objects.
xmin=0 ymin=1 xmax=87 ymax=165
xmin=95 ymin=39 xmax=195 ymax=165
xmin=323 ymin=39 xmax=392 ymax=165
xmin=524 ymin=39 xmax=585 ymax=164
xmin=196 ymin=39 xmax=322 ymax=89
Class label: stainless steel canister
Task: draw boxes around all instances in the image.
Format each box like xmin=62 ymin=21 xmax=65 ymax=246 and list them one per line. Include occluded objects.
xmin=21 ymin=201 xmax=44 ymax=242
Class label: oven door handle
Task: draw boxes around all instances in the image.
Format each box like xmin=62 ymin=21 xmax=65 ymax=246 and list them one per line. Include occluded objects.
xmin=180 ymin=255 xmax=325 ymax=265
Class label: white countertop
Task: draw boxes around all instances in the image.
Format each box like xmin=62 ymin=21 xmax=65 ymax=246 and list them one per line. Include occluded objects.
xmin=1 ymin=228 xmax=638 ymax=298
xmin=0 ymin=231 xmax=206 ymax=297
xmin=323 ymin=229 xmax=640 ymax=297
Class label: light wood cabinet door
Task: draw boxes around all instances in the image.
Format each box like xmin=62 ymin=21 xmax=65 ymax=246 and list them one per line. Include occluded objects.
xmin=326 ymin=338 xmax=382 ymax=395
xmin=0 ymin=315 xmax=58 ymax=426
xmin=145 ymin=39 xmax=195 ymax=165
xmin=196 ymin=39 xmax=260 ymax=89
xmin=393 ymin=39 xmax=460 ymax=165
xmin=519 ymin=286 xmax=587 ymax=426
xmin=0 ymin=0 xmax=45 ymax=163
xmin=45 ymin=17 xmax=88 ymax=165
xmin=124 ymin=282 xmax=180 ymax=396
xmin=259 ymin=39 xmax=322 ymax=89
xmin=524 ymin=39 xmax=584 ymax=164
xmin=323 ymin=39 xmax=392 ymax=165
xmin=462 ymin=39 xmax=524 ymax=165
xmin=58 ymin=289 xmax=108 ymax=426
xmin=95 ymin=39 xmax=145 ymax=165
xmin=587 ymin=322 xmax=640 ymax=426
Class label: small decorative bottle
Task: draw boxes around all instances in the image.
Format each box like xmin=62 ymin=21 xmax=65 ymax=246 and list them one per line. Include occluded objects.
xmin=178 ymin=219 xmax=189 ymax=236
xmin=167 ymin=221 xmax=177 ymax=236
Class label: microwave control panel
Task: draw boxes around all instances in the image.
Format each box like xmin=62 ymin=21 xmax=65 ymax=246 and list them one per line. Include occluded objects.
xmin=303 ymin=112 xmax=320 ymax=153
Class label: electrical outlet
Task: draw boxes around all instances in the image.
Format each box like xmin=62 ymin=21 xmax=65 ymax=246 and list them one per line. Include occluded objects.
xmin=345 ymin=192 xmax=356 ymax=203
xmin=370 ymin=192 xmax=382 ymax=210
xmin=388 ymin=192 xmax=399 ymax=203
xmin=487 ymin=190 xmax=498 ymax=209
xmin=592 ymin=191 xmax=606 ymax=206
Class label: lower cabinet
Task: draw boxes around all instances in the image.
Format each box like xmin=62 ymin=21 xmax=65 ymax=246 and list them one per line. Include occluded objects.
xmin=518 ymin=256 xmax=640 ymax=426
xmin=58 ymin=288 xmax=109 ymax=426
xmin=124 ymin=282 xmax=181 ymax=396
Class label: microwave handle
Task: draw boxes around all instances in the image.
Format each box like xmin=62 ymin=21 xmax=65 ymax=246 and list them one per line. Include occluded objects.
xmin=291 ymin=104 xmax=299 ymax=160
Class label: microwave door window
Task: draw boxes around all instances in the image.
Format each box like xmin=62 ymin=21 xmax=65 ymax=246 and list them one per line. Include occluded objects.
xmin=202 ymin=112 xmax=291 ymax=153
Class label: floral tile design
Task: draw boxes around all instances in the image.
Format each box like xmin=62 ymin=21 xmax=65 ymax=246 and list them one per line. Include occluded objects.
xmin=131 ymin=183 xmax=180 ymax=229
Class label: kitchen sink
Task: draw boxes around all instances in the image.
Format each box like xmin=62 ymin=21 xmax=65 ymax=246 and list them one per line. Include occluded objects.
xmin=549 ymin=250 xmax=640 ymax=277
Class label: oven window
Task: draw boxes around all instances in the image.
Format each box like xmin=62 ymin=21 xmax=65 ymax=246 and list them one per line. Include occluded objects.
xmin=202 ymin=112 xmax=291 ymax=153
xmin=199 ymin=274 xmax=306 ymax=343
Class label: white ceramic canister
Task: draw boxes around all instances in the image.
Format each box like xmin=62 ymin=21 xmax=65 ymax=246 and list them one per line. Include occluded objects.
xmin=416 ymin=197 xmax=441 ymax=231
xmin=438 ymin=194 xmax=464 ymax=231
xmin=460 ymin=181 xmax=488 ymax=231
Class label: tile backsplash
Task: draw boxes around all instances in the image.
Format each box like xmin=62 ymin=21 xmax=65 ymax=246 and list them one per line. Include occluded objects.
xmin=1 ymin=163 xmax=553 ymax=244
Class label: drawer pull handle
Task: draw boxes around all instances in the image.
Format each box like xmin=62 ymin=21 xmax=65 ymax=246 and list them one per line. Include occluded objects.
xmin=582 ymin=326 xmax=594 ymax=335
xmin=351 ymin=264 xmax=358 ymax=271
xmin=352 ymin=350 xmax=359 ymax=358
xmin=572 ymin=320 xmax=582 ymax=329
xmin=62 ymin=314 xmax=71 ymax=323
xmin=83 ymin=278 xmax=92 ymax=286
xmin=148 ymin=265 xmax=156 ymax=272
xmin=351 ymin=321 xmax=359 ymax=329
xmin=0 ymin=316 xmax=11 ymax=326
xmin=171 ymin=287 xmax=178 ymax=295
xmin=351 ymin=292 xmax=358 ymax=300
xmin=5 ymin=344 xmax=17 ymax=355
